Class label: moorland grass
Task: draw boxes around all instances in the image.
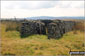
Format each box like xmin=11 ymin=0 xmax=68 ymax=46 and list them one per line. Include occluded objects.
xmin=1 ymin=24 xmax=84 ymax=55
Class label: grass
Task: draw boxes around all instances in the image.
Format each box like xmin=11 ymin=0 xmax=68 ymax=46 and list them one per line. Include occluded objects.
xmin=1 ymin=24 xmax=84 ymax=55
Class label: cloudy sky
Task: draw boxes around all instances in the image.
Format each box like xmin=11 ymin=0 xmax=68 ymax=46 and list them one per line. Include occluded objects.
xmin=1 ymin=1 xmax=84 ymax=18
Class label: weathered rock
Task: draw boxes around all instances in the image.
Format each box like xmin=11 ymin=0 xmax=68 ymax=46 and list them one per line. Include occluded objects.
xmin=20 ymin=20 xmax=75 ymax=39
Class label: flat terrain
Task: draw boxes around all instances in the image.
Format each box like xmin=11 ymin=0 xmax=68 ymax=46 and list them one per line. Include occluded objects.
xmin=1 ymin=23 xmax=84 ymax=55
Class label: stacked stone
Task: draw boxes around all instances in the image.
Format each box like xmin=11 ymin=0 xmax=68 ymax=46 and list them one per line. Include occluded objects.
xmin=47 ymin=20 xmax=66 ymax=39
xmin=63 ymin=21 xmax=75 ymax=33
xmin=47 ymin=22 xmax=61 ymax=39
xmin=21 ymin=21 xmax=46 ymax=37
xmin=20 ymin=20 xmax=75 ymax=39
xmin=35 ymin=21 xmax=45 ymax=34
xmin=21 ymin=21 xmax=37 ymax=37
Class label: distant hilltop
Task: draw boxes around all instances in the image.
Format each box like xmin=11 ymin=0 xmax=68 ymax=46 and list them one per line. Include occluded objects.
xmin=1 ymin=16 xmax=85 ymax=20
xmin=26 ymin=16 xmax=85 ymax=20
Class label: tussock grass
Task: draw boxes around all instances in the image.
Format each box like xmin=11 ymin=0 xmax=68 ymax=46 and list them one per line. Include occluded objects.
xmin=1 ymin=23 xmax=84 ymax=55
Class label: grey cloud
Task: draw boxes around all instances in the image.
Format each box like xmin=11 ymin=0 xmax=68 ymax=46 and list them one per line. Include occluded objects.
xmin=2 ymin=1 xmax=84 ymax=10
xmin=19 ymin=1 xmax=58 ymax=9
xmin=3 ymin=1 xmax=58 ymax=9
xmin=58 ymin=1 xmax=84 ymax=8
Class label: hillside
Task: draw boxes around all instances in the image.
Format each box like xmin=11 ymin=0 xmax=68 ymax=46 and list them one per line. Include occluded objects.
xmin=1 ymin=21 xmax=84 ymax=55
xmin=26 ymin=16 xmax=85 ymax=20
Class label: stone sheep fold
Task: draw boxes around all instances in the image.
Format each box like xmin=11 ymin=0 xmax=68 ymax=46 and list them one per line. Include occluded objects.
xmin=20 ymin=20 xmax=75 ymax=39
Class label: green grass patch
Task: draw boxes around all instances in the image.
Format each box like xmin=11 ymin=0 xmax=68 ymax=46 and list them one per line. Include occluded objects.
xmin=1 ymin=24 xmax=84 ymax=55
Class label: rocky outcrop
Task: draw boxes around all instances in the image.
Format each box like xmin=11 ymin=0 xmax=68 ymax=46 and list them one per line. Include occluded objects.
xmin=20 ymin=20 xmax=75 ymax=39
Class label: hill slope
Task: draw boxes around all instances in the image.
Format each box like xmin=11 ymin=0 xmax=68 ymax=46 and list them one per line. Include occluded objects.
xmin=1 ymin=24 xmax=84 ymax=55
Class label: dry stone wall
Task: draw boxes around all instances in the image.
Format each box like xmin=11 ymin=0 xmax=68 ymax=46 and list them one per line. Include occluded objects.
xmin=20 ymin=20 xmax=75 ymax=39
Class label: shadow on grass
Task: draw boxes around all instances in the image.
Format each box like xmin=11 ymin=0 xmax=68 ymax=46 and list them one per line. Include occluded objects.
xmin=20 ymin=33 xmax=64 ymax=40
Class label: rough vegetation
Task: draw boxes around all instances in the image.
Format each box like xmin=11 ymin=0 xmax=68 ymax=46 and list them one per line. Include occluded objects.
xmin=0 ymin=19 xmax=85 ymax=55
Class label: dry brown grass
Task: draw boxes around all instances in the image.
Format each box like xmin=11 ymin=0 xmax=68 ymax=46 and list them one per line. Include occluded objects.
xmin=1 ymin=19 xmax=84 ymax=55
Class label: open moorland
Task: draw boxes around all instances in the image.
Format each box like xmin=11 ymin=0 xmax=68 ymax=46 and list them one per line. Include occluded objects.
xmin=0 ymin=19 xmax=85 ymax=55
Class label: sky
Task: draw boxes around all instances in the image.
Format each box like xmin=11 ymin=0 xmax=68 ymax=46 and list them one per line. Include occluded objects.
xmin=1 ymin=1 xmax=85 ymax=18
